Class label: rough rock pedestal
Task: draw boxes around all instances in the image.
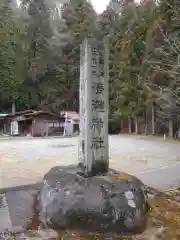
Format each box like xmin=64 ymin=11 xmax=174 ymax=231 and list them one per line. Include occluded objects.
xmin=39 ymin=165 xmax=150 ymax=234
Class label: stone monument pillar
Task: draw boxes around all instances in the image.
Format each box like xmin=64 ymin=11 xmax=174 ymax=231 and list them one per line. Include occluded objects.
xmin=79 ymin=38 xmax=109 ymax=175
xmin=40 ymin=38 xmax=150 ymax=235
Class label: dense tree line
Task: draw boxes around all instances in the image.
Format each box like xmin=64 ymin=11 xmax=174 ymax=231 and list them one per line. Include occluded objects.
xmin=0 ymin=0 xmax=180 ymax=137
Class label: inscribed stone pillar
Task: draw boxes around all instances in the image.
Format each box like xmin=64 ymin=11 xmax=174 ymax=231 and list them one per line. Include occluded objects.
xmin=78 ymin=40 xmax=86 ymax=164
xmin=79 ymin=38 xmax=109 ymax=175
xmin=40 ymin=38 xmax=149 ymax=237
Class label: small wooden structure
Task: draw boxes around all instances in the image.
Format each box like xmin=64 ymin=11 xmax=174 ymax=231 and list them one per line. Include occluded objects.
xmin=3 ymin=110 xmax=65 ymax=137
xmin=0 ymin=113 xmax=8 ymax=134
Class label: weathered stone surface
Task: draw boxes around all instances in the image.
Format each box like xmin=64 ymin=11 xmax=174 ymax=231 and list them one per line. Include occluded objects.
xmin=0 ymin=229 xmax=58 ymax=240
xmin=39 ymin=165 xmax=150 ymax=234
xmin=7 ymin=188 xmax=39 ymax=229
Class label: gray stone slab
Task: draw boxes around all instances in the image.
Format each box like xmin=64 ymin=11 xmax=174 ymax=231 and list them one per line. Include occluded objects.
xmin=0 ymin=207 xmax=12 ymax=232
xmin=0 ymin=194 xmax=8 ymax=208
xmin=0 ymin=182 xmax=42 ymax=195
xmin=136 ymin=162 xmax=180 ymax=190
xmin=0 ymin=193 xmax=12 ymax=232
xmin=6 ymin=188 xmax=39 ymax=229
xmin=0 ymin=229 xmax=58 ymax=240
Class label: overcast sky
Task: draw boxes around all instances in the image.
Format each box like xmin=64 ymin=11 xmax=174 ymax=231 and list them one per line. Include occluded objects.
xmin=91 ymin=0 xmax=110 ymax=13
xmin=16 ymin=0 xmax=139 ymax=14
xmin=16 ymin=0 xmax=110 ymax=13
xmin=91 ymin=0 xmax=140 ymax=13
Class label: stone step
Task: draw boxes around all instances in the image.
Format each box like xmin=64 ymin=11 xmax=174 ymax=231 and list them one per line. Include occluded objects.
xmin=0 ymin=194 xmax=12 ymax=232
xmin=0 ymin=184 xmax=41 ymax=232
xmin=0 ymin=229 xmax=58 ymax=240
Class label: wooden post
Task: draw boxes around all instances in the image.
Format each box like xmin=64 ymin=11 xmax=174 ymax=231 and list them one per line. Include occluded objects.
xmin=151 ymin=102 xmax=155 ymax=135
xmin=135 ymin=116 xmax=138 ymax=134
xmin=12 ymin=102 xmax=16 ymax=115
xmin=79 ymin=38 xmax=109 ymax=176
xmin=169 ymin=118 xmax=173 ymax=138
xmin=128 ymin=117 xmax=131 ymax=134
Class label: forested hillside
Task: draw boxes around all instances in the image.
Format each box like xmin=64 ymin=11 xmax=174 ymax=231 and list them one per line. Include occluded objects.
xmin=0 ymin=0 xmax=179 ymax=137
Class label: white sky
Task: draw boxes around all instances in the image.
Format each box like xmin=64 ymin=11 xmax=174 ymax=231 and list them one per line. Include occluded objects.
xmin=91 ymin=0 xmax=140 ymax=14
xmin=91 ymin=0 xmax=110 ymax=13
xmin=16 ymin=0 xmax=139 ymax=14
xmin=16 ymin=0 xmax=110 ymax=13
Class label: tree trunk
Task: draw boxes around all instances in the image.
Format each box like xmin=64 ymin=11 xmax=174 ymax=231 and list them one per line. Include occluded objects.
xmin=151 ymin=103 xmax=155 ymax=135
xmin=120 ymin=119 xmax=123 ymax=132
xmin=128 ymin=117 xmax=131 ymax=134
xmin=12 ymin=102 xmax=16 ymax=115
xmin=135 ymin=116 xmax=138 ymax=134
xmin=169 ymin=118 xmax=173 ymax=138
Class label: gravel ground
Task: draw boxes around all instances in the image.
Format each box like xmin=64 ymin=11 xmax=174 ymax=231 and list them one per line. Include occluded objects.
xmin=0 ymin=135 xmax=180 ymax=189
xmin=0 ymin=135 xmax=180 ymax=235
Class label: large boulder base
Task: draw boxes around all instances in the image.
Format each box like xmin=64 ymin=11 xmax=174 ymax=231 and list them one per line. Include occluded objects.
xmin=39 ymin=165 xmax=150 ymax=234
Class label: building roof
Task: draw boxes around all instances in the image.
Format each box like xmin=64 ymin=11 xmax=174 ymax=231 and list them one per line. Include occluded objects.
xmin=6 ymin=110 xmax=34 ymax=118
xmin=0 ymin=113 xmax=8 ymax=119
xmin=5 ymin=110 xmax=64 ymax=120
xmin=25 ymin=110 xmax=60 ymax=117
xmin=60 ymin=111 xmax=80 ymax=121
xmin=0 ymin=113 xmax=8 ymax=117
